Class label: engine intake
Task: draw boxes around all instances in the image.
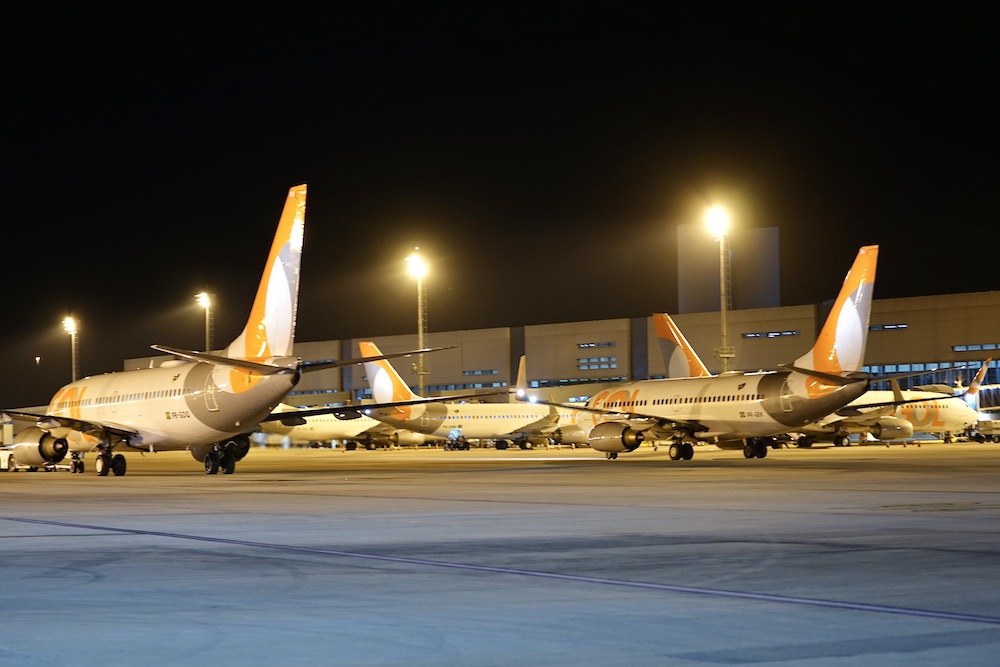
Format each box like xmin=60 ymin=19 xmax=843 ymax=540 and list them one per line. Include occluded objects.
xmin=869 ymin=416 xmax=914 ymax=440
xmin=588 ymin=421 xmax=644 ymax=453
xmin=10 ymin=427 xmax=70 ymax=467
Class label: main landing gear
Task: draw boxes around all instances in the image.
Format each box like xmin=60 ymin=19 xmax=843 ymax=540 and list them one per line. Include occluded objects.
xmin=667 ymin=441 xmax=695 ymax=461
xmin=204 ymin=450 xmax=237 ymax=475
xmin=743 ymin=439 xmax=770 ymax=459
xmin=95 ymin=452 xmax=127 ymax=476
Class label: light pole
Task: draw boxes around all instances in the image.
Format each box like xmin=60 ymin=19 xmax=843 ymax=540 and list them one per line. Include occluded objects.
xmin=706 ymin=205 xmax=734 ymax=372
xmin=196 ymin=292 xmax=213 ymax=352
xmin=63 ymin=316 xmax=78 ymax=382
xmin=405 ymin=249 xmax=428 ymax=395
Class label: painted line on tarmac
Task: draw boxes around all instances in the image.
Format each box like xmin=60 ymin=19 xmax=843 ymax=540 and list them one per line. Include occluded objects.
xmin=7 ymin=515 xmax=1000 ymax=626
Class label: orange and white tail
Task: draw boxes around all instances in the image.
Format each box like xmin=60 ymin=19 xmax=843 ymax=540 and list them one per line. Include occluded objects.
xmin=794 ymin=245 xmax=879 ymax=376
xmin=358 ymin=341 xmax=422 ymax=404
xmin=652 ymin=313 xmax=712 ymax=377
xmin=966 ymin=358 xmax=991 ymax=397
xmin=224 ymin=184 xmax=307 ymax=361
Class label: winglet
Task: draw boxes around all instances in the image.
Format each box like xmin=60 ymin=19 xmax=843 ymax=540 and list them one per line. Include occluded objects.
xmin=794 ymin=245 xmax=879 ymax=376
xmin=652 ymin=313 xmax=711 ymax=377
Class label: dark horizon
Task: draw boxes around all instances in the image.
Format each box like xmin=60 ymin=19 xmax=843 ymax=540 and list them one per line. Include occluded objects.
xmin=2 ymin=7 xmax=993 ymax=408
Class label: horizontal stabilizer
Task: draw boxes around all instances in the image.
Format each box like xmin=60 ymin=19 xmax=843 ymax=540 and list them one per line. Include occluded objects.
xmin=300 ymin=346 xmax=456 ymax=373
xmin=778 ymin=364 xmax=867 ymax=386
xmin=259 ymin=388 xmax=509 ymax=423
xmin=150 ymin=345 xmax=292 ymax=375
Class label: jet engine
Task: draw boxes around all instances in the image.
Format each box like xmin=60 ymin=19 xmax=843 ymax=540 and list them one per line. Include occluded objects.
xmin=588 ymin=422 xmax=644 ymax=453
xmin=10 ymin=427 xmax=70 ymax=467
xmin=867 ymin=417 xmax=914 ymax=440
xmin=391 ymin=430 xmax=426 ymax=447
xmin=550 ymin=426 xmax=589 ymax=447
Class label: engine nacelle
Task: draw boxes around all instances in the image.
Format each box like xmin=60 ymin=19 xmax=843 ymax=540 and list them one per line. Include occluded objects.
xmin=551 ymin=426 xmax=589 ymax=447
xmin=588 ymin=421 xmax=644 ymax=453
xmin=10 ymin=427 xmax=70 ymax=467
xmin=868 ymin=417 xmax=914 ymax=440
xmin=390 ymin=430 xmax=426 ymax=448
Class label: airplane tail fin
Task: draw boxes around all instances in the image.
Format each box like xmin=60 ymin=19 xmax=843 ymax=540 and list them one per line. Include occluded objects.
xmin=793 ymin=245 xmax=879 ymax=376
xmin=514 ymin=355 xmax=527 ymax=402
xmin=964 ymin=358 xmax=991 ymax=397
xmin=652 ymin=313 xmax=712 ymax=377
xmin=223 ymin=184 xmax=307 ymax=361
xmin=358 ymin=341 xmax=422 ymax=403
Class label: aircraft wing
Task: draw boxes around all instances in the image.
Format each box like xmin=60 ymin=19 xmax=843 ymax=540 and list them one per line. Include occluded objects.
xmin=495 ymin=411 xmax=562 ymax=439
xmin=1 ymin=409 xmax=139 ymax=441
xmin=516 ymin=395 xmax=708 ymax=436
xmin=258 ymin=389 xmax=511 ymax=422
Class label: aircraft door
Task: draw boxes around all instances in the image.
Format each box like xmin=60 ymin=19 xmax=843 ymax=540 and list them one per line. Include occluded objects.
xmin=204 ymin=374 xmax=220 ymax=412
xmin=780 ymin=378 xmax=793 ymax=412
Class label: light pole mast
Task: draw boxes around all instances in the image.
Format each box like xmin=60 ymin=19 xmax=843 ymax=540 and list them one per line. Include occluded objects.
xmin=406 ymin=250 xmax=429 ymax=394
xmin=196 ymin=292 xmax=213 ymax=352
xmin=706 ymin=205 xmax=734 ymax=372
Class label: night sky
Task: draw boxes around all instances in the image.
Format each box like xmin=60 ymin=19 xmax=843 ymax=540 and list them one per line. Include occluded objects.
xmin=1 ymin=7 xmax=994 ymax=408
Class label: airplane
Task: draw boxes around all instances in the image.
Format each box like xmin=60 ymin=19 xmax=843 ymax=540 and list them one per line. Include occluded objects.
xmin=257 ymin=402 xmax=442 ymax=449
xmin=0 ymin=184 xmax=446 ymax=476
xmin=793 ymin=362 xmax=987 ymax=447
xmin=355 ymin=344 xmax=589 ymax=449
xmin=523 ymin=245 xmax=883 ymax=461
xmin=651 ymin=311 xmax=987 ymax=449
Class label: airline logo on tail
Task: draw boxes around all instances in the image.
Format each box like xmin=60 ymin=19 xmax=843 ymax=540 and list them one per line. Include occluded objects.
xmin=224 ymin=184 xmax=307 ymax=393
xmin=359 ymin=341 xmax=419 ymax=419
xmin=652 ymin=313 xmax=711 ymax=377
xmin=794 ymin=245 xmax=879 ymax=397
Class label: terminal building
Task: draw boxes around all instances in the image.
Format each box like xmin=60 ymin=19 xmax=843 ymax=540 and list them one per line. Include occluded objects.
xmin=127 ymin=229 xmax=1000 ymax=413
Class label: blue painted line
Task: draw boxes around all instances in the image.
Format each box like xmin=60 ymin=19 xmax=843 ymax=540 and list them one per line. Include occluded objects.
xmin=6 ymin=515 xmax=1000 ymax=626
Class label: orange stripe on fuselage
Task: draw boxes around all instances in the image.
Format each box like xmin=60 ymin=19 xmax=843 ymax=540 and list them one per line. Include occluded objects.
xmin=50 ymin=384 xmax=87 ymax=419
xmin=589 ymin=388 xmax=640 ymax=424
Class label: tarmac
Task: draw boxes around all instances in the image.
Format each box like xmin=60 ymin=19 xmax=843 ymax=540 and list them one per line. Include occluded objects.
xmin=3 ymin=441 xmax=1000 ymax=666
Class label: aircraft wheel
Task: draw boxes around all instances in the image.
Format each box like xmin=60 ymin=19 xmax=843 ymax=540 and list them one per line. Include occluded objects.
xmin=682 ymin=443 xmax=694 ymax=460
xmin=96 ymin=454 xmax=112 ymax=476
xmin=221 ymin=451 xmax=236 ymax=475
xmin=796 ymin=436 xmax=814 ymax=448
xmin=757 ymin=443 xmax=768 ymax=458
xmin=743 ymin=444 xmax=756 ymax=459
xmin=112 ymin=454 xmax=127 ymax=476
xmin=668 ymin=443 xmax=682 ymax=460
xmin=204 ymin=453 xmax=220 ymax=475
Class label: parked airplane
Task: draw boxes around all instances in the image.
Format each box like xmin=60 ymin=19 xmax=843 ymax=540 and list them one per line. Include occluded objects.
xmin=0 ymin=184 xmax=443 ymax=476
xmin=652 ymin=311 xmax=986 ymax=448
xmin=258 ymin=402 xmax=440 ymax=449
xmin=355 ymin=344 xmax=589 ymax=449
xmin=532 ymin=245 xmax=882 ymax=460
xmin=794 ymin=362 xmax=987 ymax=447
